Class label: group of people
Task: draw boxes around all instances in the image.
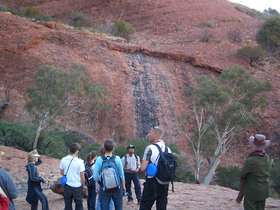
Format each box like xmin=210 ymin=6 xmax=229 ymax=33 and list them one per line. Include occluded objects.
xmin=0 ymin=127 xmax=275 ymax=210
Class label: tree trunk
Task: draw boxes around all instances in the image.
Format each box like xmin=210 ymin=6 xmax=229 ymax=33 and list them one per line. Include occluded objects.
xmin=202 ymin=155 xmax=221 ymax=185
xmin=33 ymin=126 xmax=44 ymax=149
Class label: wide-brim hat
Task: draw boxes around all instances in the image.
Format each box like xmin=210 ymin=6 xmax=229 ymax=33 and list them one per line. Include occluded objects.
xmin=249 ymin=134 xmax=271 ymax=150
xmin=28 ymin=150 xmax=40 ymax=158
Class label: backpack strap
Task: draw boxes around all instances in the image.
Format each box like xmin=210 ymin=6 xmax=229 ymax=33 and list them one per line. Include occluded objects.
xmin=153 ymin=143 xmax=164 ymax=164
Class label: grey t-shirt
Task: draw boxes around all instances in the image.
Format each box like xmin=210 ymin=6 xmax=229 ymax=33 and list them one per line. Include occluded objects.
xmin=0 ymin=167 xmax=18 ymax=210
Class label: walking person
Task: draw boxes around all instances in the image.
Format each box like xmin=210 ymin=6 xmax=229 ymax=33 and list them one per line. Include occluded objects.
xmin=140 ymin=126 xmax=173 ymax=210
xmin=26 ymin=150 xmax=49 ymax=210
xmin=85 ymin=150 xmax=98 ymax=210
xmin=94 ymin=139 xmax=125 ymax=210
xmin=121 ymin=145 xmax=141 ymax=205
xmin=60 ymin=142 xmax=85 ymax=210
xmin=236 ymin=134 xmax=274 ymax=210
xmin=0 ymin=150 xmax=18 ymax=210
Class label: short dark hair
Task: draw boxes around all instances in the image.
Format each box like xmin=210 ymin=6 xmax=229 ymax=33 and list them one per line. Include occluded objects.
xmin=69 ymin=142 xmax=81 ymax=154
xmin=104 ymin=139 xmax=116 ymax=152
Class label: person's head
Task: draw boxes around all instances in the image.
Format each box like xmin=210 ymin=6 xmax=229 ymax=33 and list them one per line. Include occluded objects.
xmin=104 ymin=139 xmax=116 ymax=152
xmin=27 ymin=150 xmax=40 ymax=163
xmin=126 ymin=145 xmax=135 ymax=154
xmin=249 ymin=134 xmax=271 ymax=151
xmin=86 ymin=150 xmax=97 ymax=165
xmin=99 ymin=146 xmax=105 ymax=156
xmin=69 ymin=142 xmax=81 ymax=154
xmin=147 ymin=126 xmax=163 ymax=143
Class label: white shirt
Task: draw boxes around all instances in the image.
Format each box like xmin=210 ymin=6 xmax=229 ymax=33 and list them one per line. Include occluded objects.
xmin=60 ymin=155 xmax=85 ymax=187
xmin=121 ymin=154 xmax=141 ymax=171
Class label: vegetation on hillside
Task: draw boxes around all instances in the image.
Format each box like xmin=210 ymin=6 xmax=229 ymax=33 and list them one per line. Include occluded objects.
xmin=25 ymin=64 xmax=110 ymax=149
xmin=181 ymin=64 xmax=273 ymax=184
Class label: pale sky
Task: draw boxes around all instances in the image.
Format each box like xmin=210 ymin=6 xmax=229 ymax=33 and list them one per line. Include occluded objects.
xmin=228 ymin=0 xmax=280 ymax=13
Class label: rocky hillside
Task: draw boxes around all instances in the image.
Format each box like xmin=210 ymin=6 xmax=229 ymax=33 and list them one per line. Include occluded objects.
xmin=0 ymin=0 xmax=280 ymax=163
xmin=1 ymin=146 xmax=280 ymax=209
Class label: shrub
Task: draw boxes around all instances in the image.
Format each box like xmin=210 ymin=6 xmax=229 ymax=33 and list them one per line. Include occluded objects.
xmin=24 ymin=7 xmax=40 ymax=18
xmin=113 ymin=144 xmax=127 ymax=158
xmin=0 ymin=5 xmax=8 ymax=12
xmin=257 ymin=17 xmax=280 ymax=55
xmin=65 ymin=10 xmax=91 ymax=27
xmin=237 ymin=45 xmax=265 ymax=64
xmin=36 ymin=15 xmax=53 ymax=22
xmin=0 ymin=120 xmax=35 ymax=151
xmin=174 ymin=156 xmax=195 ymax=183
xmin=112 ymin=20 xmax=135 ymax=40
xmin=201 ymin=29 xmax=212 ymax=42
xmin=228 ymin=30 xmax=242 ymax=42
xmin=215 ymin=166 xmax=241 ymax=190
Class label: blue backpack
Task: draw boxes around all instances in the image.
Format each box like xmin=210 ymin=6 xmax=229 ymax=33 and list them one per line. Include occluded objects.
xmin=100 ymin=155 xmax=121 ymax=192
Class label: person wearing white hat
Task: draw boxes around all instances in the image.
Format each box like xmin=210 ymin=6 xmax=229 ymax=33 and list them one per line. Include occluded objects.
xmin=236 ymin=134 xmax=274 ymax=210
xmin=26 ymin=150 xmax=49 ymax=210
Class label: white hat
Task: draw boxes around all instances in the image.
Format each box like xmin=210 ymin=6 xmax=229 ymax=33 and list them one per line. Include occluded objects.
xmin=249 ymin=134 xmax=271 ymax=150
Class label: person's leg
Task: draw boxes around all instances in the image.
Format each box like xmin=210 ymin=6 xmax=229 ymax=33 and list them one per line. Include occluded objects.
xmin=109 ymin=198 xmax=114 ymax=210
xmin=31 ymin=196 xmax=39 ymax=210
xmin=132 ymin=174 xmax=142 ymax=202
xmin=64 ymin=185 xmax=73 ymax=210
xmin=99 ymin=188 xmax=111 ymax=210
xmin=111 ymin=188 xmax=123 ymax=210
xmin=96 ymin=194 xmax=101 ymax=210
xmin=124 ymin=172 xmax=133 ymax=202
xmin=72 ymin=186 xmax=83 ymax=210
xmin=155 ymin=183 xmax=168 ymax=210
xmin=139 ymin=178 xmax=157 ymax=210
xmin=87 ymin=186 xmax=94 ymax=210
xmin=256 ymin=200 xmax=266 ymax=210
xmin=243 ymin=197 xmax=257 ymax=210
xmin=34 ymin=187 xmax=49 ymax=210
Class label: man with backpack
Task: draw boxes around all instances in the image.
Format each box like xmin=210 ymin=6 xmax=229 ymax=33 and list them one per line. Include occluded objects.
xmin=140 ymin=126 xmax=176 ymax=210
xmin=121 ymin=145 xmax=142 ymax=205
xmin=93 ymin=139 xmax=125 ymax=210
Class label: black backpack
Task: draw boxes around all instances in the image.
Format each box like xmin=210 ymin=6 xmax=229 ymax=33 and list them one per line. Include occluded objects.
xmin=154 ymin=143 xmax=177 ymax=191
xmin=84 ymin=162 xmax=95 ymax=187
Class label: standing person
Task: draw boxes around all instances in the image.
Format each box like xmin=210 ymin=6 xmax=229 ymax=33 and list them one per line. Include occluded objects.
xmin=236 ymin=134 xmax=274 ymax=210
xmin=94 ymin=139 xmax=125 ymax=210
xmin=95 ymin=147 xmax=114 ymax=210
xmin=140 ymin=126 xmax=172 ymax=210
xmin=0 ymin=151 xmax=18 ymax=210
xmin=85 ymin=150 xmax=97 ymax=210
xmin=60 ymin=142 xmax=85 ymax=210
xmin=121 ymin=145 xmax=141 ymax=205
xmin=26 ymin=150 xmax=49 ymax=210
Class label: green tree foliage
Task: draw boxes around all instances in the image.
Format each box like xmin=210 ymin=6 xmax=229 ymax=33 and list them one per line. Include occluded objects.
xmin=65 ymin=10 xmax=91 ymax=27
xmin=257 ymin=17 xmax=280 ymax=58
xmin=183 ymin=64 xmax=273 ymax=185
xmin=25 ymin=64 xmax=110 ymax=149
xmin=215 ymin=166 xmax=241 ymax=190
xmin=264 ymin=8 xmax=279 ymax=15
xmin=237 ymin=45 xmax=264 ymax=64
xmin=24 ymin=7 xmax=40 ymax=18
xmin=112 ymin=20 xmax=135 ymax=40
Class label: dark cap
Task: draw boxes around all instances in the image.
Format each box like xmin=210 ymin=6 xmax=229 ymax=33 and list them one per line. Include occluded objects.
xmin=126 ymin=145 xmax=135 ymax=150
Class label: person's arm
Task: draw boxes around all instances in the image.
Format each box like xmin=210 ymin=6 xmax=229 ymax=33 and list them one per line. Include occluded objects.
xmin=140 ymin=146 xmax=151 ymax=172
xmin=140 ymin=160 xmax=149 ymax=172
xmin=80 ymin=172 xmax=86 ymax=190
xmin=60 ymin=169 xmax=64 ymax=176
xmin=236 ymin=177 xmax=245 ymax=203
xmin=136 ymin=155 xmax=141 ymax=172
xmin=35 ymin=158 xmax=42 ymax=166
xmin=93 ymin=157 xmax=102 ymax=181
xmin=5 ymin=173 xmax=18 ymax=199
xmin=116 ymin=156 xmax=125 ymax=191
